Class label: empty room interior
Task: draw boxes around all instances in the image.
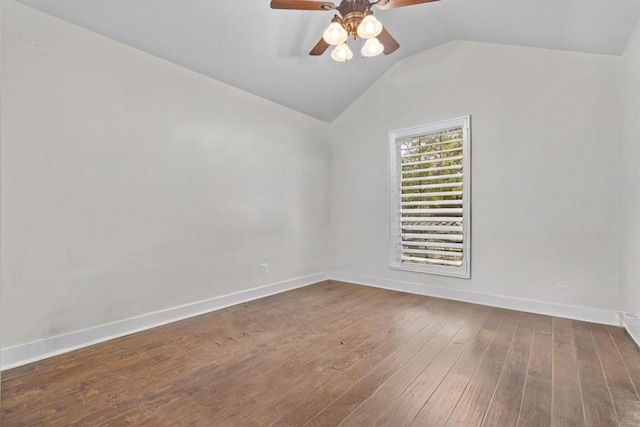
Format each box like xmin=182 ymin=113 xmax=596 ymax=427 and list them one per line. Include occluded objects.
xmin=1 ymin=0 xmax=640 ymax=425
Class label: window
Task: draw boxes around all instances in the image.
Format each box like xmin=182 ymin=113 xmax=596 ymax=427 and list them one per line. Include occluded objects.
xmin=389 ymin=116 xmax=471 ymax=278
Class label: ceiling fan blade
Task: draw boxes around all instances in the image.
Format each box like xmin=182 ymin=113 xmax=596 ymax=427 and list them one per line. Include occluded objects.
xmin=270 ymin=0 xmax=335 ymax=10
xmin=309 ymin=38 xmax=330 ymax=55
xmin=375 ymin=0 xmax=439 ymax=10
xmin=378 ymin=27 xmax=400 ymax=55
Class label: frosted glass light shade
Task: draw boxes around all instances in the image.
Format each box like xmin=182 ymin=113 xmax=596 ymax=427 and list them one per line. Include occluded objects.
xmin=357 ymin=15 xmax=383 ymax=39
xmin=361 ymin=37 xmax=384 ymax=57
xmin=331 ymin=43 xmax=353 ymax=62
xmin=323 ymin=22 xmax=348 ymax=45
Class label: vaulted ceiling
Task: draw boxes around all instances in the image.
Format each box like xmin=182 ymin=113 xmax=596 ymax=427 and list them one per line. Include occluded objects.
xmin=18 ymin=0 xmax=640 ymax=122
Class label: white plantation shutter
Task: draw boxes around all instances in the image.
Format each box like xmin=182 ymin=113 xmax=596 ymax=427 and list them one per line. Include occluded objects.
xmin=389 ymin=117 xmax=471 ymax=278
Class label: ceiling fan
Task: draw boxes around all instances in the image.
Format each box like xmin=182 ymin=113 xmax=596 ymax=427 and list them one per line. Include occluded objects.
xmin=270 ymin=0 xmax=440 ymax=61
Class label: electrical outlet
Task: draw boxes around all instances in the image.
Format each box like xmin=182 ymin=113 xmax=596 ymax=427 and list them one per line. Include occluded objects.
xmin=260 ymin=263 xmax=268 ymax=274
xmin=556 ymin=277 xmax=566 ymax=289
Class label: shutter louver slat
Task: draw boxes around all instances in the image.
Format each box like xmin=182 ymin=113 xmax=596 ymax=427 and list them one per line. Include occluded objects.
xmin=400 ymin=240 xmax=464 ymax=249
xmin=402 ymin=233 xmax=463 ymax=241
xmin=402 ymin=200 xmax=463 ymax=206
xmin=401 ymin=248 xmax=463 ymax=257
xmin=400 ymin=208 xmax=463 ymax=214
xmin=401 ymin=216 xmax=463 ymax=222
xmin=402 ymin=173 xmax=463 ymax=183
xmin=402 ymin=225 xmax=463 ymax=232
xmin=401 ymin=190 xmax=463 ymax=198
xmin=404 ymin=165 xmax=463 ymax=175
xmin=402 ymin=137 xmax=463 ymax=148
xmin=401 ymin=182 xmax=462 ymax=191
xmin=402 ymin=146 xmax=462 ymax=157
xmin=401 ymin=256 xmax=463 ymax=266
xmin=401 ymin=155 xmax=463 ymax=167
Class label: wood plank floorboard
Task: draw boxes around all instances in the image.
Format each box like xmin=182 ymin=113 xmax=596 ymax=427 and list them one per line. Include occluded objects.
xmin=339 ymin=304 xmax=491 ymax=426
xmin=408 ymin=308 xmax=507 ymax=426
xmin=268 ymin=299 xmax=465 ymax=427
xmin=311 ymin=302 xmax=485 ymax=426
xmin=609 ymin=327 xmax=640 ymax=397
xmin=2 ymin=280 xmax=640 ymax=427
xmin=480 ymin=313 xmax=535 ymax=427
xmin=147 ymin=289 xmax=438 ymax=426
xmin=551 ymin=317 xmax=586 ymax=426
xmin=443 ymin=310 xmax=521 ymax=426
xmin=516 ymin=314 xmax=553 ymax=427
xmin=572 ymin=320 xmax=618 ymax=426
xmin=590 ymin=323 xmax=640 ymax=426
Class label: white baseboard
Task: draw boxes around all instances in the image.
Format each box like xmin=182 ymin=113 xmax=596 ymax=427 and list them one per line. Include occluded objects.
xmin=330 ymin=272 xmax=621 ymax=327
xmin=1 ymin=271 xmax=625 ymax=371
xmin=621 ymin=314 xmax=640 ymax=348
xmin=1 ymin=272 xmax=329 ymax=371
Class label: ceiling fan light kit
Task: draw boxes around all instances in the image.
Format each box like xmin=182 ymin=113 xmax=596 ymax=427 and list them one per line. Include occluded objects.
xmin=331 ymin=43 xmax=354 ymax=61
xmin=271 ymin=0 xmax=440 ymax=61
xmin=361 ymin=37 xmax=384 ymax=56
xmin=357 ymin=14 xmax=383 ymax=39
xmin=323 ymin=21 xmax=349 ymax=45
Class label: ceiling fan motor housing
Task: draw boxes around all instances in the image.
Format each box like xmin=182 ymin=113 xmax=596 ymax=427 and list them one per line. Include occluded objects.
xmin=336 ymin=0 xmax=373 ymax=39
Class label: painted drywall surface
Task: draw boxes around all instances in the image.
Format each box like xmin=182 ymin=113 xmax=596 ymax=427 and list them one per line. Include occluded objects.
xmin=1 ymin=1 xmax=330 ymax=347
xmin=620 ymin=22 xmax=640 ymax=318
xmin=0 ymin=0 xmax=4 ymax=397
xmin=330 ymin=41 xmax=621 ymax=311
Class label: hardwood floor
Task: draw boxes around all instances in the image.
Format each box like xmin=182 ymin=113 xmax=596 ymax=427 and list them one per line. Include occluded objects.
xmin=2 ymin=280 xmax=640 ymax=426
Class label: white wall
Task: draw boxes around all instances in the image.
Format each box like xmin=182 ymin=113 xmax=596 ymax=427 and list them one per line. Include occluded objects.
xmin=0 ymin=0 xmax=5 ymax=394
xmin=0 ymin=1 xmax=330 ymax=348
xmin=329 ymin=41 xmax=621 ymax=312
xmin=620 ymin=23 xmax=640 ymax=320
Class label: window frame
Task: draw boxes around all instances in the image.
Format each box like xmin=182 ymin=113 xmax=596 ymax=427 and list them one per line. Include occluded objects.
xmin=388 ymin=116 xmax=471 ymax=278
